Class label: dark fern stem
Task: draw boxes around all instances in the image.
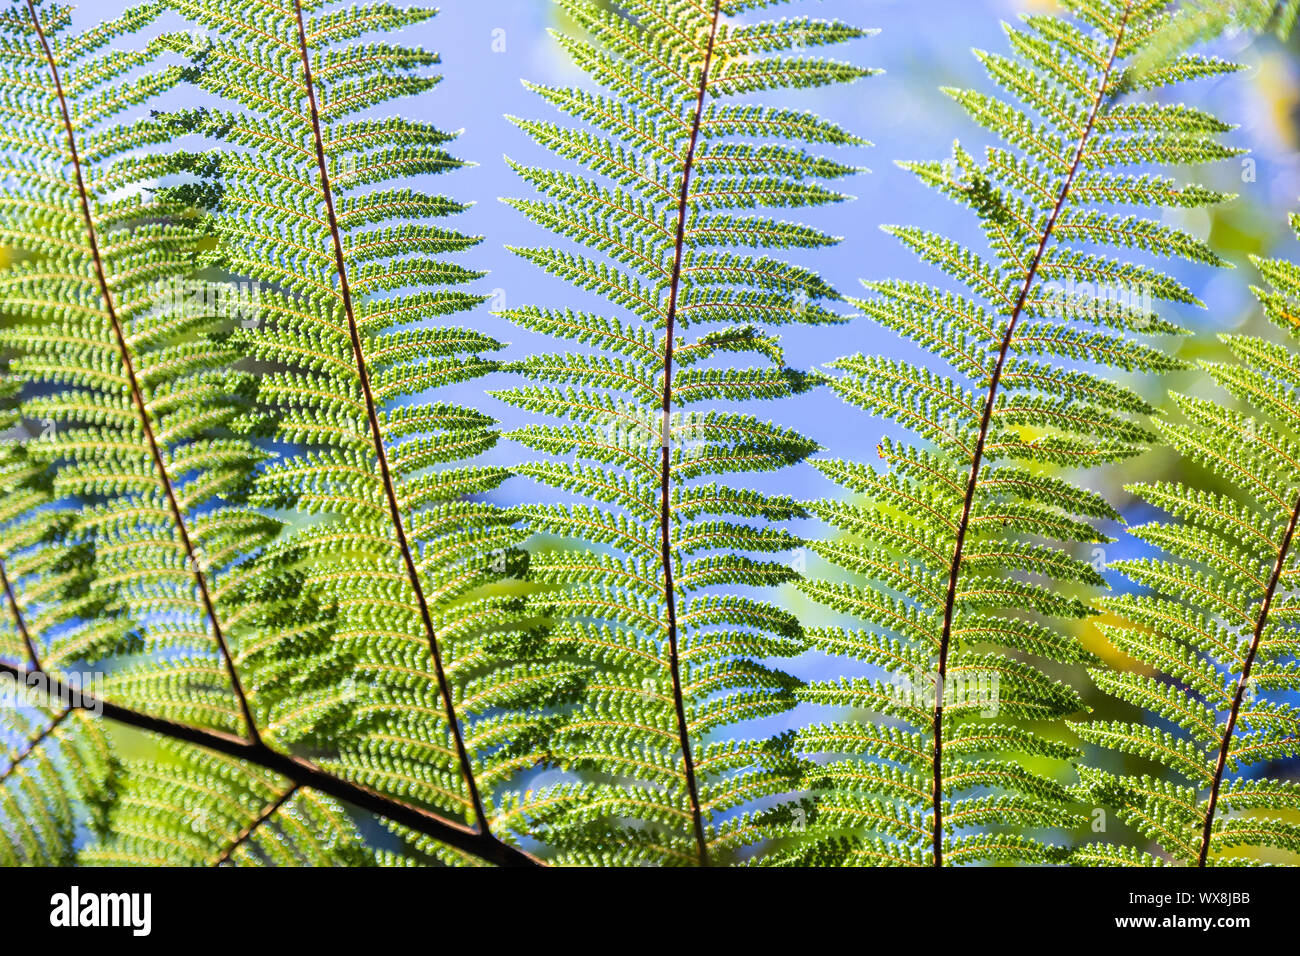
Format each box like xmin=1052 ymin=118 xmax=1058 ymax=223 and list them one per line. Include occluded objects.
xmin=0 ymin=656 xmax=541 ymax=865
xmin=287 ymin=0 xmax=489 ymax=837
xmin=658 ymin=0 xmax=724 ymax=871
xmin=1196 ymin=491 xmax=1300 ymax=865
xmin=211 ymin=784 xmax=300 ymax=866
xmin=931 ymin=0 xmax=1133 ymax=867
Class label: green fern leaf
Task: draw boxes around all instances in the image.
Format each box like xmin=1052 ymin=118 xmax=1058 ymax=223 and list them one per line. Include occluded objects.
xmin=1135 ymin=0 xmax=1299 ymax=74
xmin=0 ymin=0 xmax=542 ymax=869
xmin=792 ymin=0 xmax=1240 ymax=867
xmin=501 ymin=0 xmax=874 ymax=866
xmin=155 ymin=0 xmax=564 ymax=863
xmin=1079 ymin=213 xmax=1300 ymax=866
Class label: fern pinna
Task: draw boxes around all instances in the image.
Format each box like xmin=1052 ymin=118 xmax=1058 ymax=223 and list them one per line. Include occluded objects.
xmin=1076 ymin=218 xmax=1300 ymax=867
xmin=1138 ymin=0 xmax=1299 ymax=70
xmin=0 ymin=0 xmax=534 ymax=868
xmin=500 ymin=0 xmax=873 ymax=865
xmin=160 ymin=0 xmax=561 ymax=865
xmin=0 ymin=0 xmax=276 ymax=862
xmin=787 ymin=0 xmax=1242 ymax=867
xmin=1 ymin=389 xmax=118 ymax=864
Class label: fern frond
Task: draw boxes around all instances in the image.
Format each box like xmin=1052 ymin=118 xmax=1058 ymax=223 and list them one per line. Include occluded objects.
xmin=159 ymin=0 xmax=561 ymax=861
xmin=502 ymin=0 xmax=874 ymax=866
xmin=1079 ymin=214 xmax=1300 ymax=867
xmin=794 ymin=0 xmax=1240 ymax=866
xmin=0 ymin=0 xmax=545 ymax=868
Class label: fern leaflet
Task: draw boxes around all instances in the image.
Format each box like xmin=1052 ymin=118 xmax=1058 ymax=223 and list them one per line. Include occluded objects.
xmin=1078 ymin=214 xmax=1300 ymax=867
xmin=788 ymin=0 xmax=1242 ymax=867
xmin=0 ymin=0 xmax=538 ymax=868
xmin=502 ymin=0 xmax=874 ymax=866
xmin=160 ymin=0 xmax=557 ymax=864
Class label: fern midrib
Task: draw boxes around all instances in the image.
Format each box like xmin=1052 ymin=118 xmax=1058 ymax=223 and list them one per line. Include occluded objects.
xmin=288 ymin=0 xmax=490 ymax=835
xmin=22 ymin=0 xmax=261 ymax=744
xmin=209 ymin=783 xmax=298 ymax=866
xmin=930 ymin=0 xmax=1134 ymax=867
xmin=0 ymin=707 xmax=69 ymax=785
xmin=1196 ymin=489 xmax=1300 ymax=866
xmin=660 ymin=0 xmax=724 ymax=869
